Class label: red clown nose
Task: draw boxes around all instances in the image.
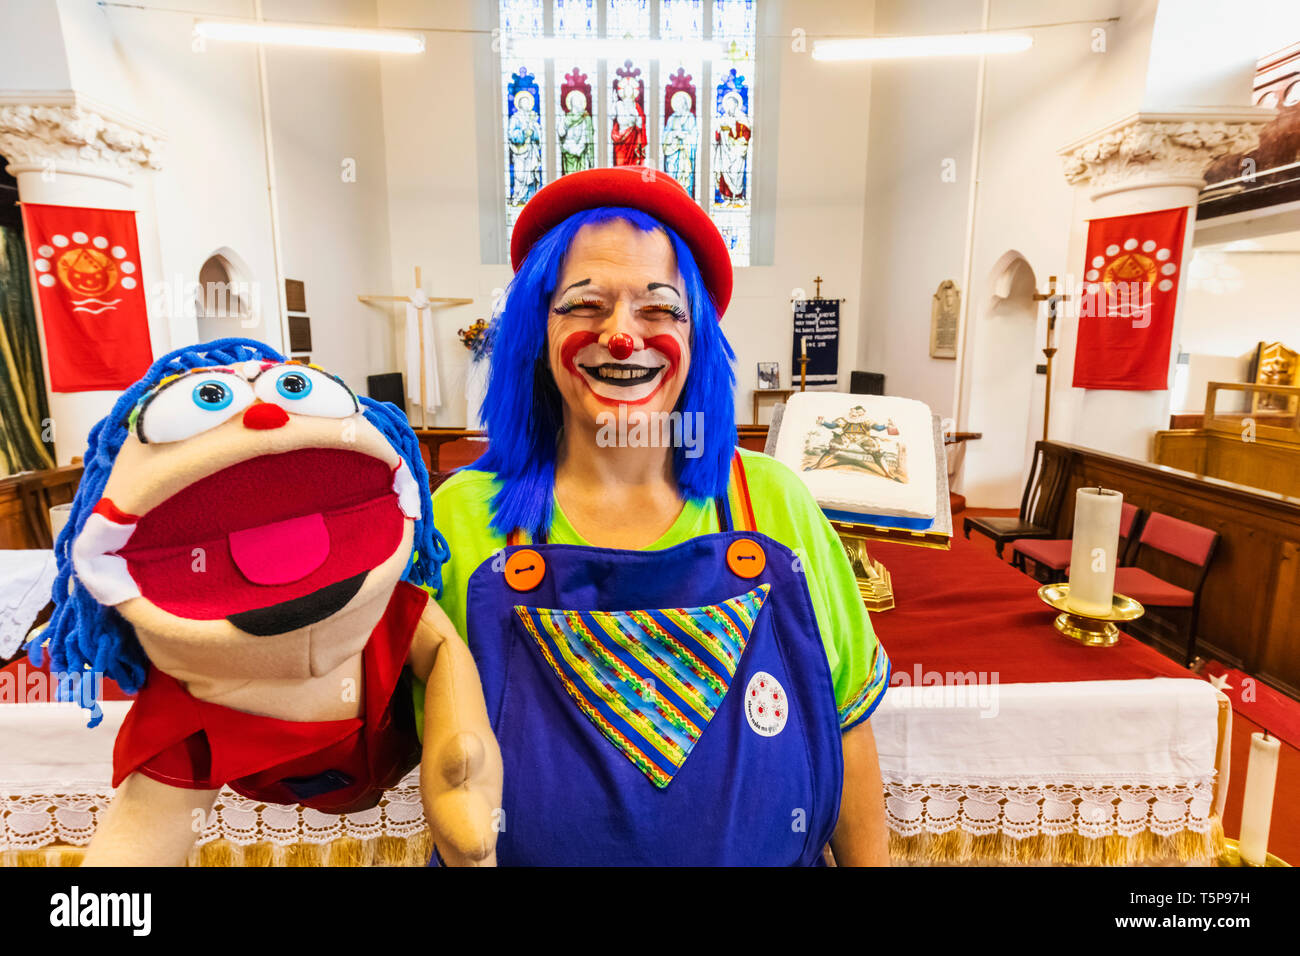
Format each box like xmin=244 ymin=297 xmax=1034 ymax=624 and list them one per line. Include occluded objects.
xmin=607 ymin=333 xmax=635 ymax=360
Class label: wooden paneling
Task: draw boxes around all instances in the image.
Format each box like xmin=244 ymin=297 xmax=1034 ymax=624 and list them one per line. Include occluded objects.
xmin=1151 ymin=430 xmax=1206 ymax=475
xmin=1048 ymin=441 xmax=1300 ymax=697
xmin=1153 ymin=429 xmax=1300 ymax=499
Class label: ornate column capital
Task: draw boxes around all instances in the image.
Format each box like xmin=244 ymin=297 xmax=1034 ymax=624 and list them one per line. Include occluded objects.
xmin=1058 ymin=108 xmax=1274 ymax=191
xmin=0 ymin=94 xmax=165 ymax=179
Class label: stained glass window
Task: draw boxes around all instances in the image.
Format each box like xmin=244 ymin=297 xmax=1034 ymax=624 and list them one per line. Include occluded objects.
xmin=660 ymin=0 xmax=703 ymax=199
xmin=501 ymin=0 xmax=547 ymax=234
xmin=607 ymin=0 xmax=650 ymax=168
xmin=498 ymin=0 xmax=756 ymax=265
xmin=555 ymin=0 xmax=598 ymax=177
xmin=709 ymin=0 xmax=754 ymax=265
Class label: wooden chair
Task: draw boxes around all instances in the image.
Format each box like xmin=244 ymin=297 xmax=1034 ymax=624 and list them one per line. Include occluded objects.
xmin=3 ymin=464 xmax=84 ymax=550
xmin=1112 ymin=512 xmax=1220 ymax=665
xmin=962 ymin=443 xmax=1070 ymax=558
xmin=1011 ymin=502 xmax=1145 ymax=584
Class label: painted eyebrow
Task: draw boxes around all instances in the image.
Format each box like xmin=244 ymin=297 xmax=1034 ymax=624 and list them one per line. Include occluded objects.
xmin=558 ymin=279 xmax=592 ymax=296
xmin=647 ymin=282 xmax=681 ymax=297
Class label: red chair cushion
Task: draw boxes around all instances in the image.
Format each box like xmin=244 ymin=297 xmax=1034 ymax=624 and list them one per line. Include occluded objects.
xmin=1139 ymin=512 xmax=1216 ymax=567
xmin=1119 ymin=502 xmax=1139 ymax=538
xmin=1012 ymin=538 xmax=1071 ymax=569
xmin=1113 ymin=567 xmax=1194 ymax=608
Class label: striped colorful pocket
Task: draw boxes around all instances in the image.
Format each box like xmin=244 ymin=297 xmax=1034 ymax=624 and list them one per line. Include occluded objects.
xmin=514 ymin=584 xmax=771 ymax=788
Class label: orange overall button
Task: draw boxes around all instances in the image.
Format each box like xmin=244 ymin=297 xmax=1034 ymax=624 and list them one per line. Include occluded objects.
xmin=726 ymin=539 xmax=766 ymax=578
xmin=505 ymin=548 xmax=546 ymax=591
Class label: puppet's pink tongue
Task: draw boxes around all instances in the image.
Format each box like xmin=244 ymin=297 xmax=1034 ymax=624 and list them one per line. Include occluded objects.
xmin=228 ymin=513 xmax=329 ymax=586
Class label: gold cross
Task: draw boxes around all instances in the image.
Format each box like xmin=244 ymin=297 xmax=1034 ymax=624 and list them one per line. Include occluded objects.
xmin=814 ymin=275 xmax=823 ymax=299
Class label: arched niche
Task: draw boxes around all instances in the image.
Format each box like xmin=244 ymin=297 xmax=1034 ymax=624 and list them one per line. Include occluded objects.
xmin=195 ymin=246 xmax=258 ymax=343
xmin=960 ymin=250 xmax=1041 ymax=507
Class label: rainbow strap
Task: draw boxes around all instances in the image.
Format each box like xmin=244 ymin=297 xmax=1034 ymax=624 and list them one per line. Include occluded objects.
xmin=515 ymin=584 xmax=771 ymax=788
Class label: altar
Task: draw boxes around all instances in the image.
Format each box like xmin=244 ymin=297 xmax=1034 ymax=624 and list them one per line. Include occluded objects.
xmin=0 ymin=530 xmax=1228 ymax=866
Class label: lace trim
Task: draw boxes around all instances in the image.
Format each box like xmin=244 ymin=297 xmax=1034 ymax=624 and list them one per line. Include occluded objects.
xmin=1 ymin=769 xmax=427 ymax=852
xmin=3 ymin=770 xmax=1219 ymax=860
xmin=883 ymin=774 xmax=1218 ymax=840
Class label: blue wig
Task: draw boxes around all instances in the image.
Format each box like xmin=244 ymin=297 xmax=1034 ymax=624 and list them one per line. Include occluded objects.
xmin=472 ymin=207 xmax=737 ymax=540
xmin=28 ymin=337 xmax=448 ymax=727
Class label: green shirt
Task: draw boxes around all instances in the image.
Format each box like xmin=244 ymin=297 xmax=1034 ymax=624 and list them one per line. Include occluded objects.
xmin=415 ymin=448 xmax=889 ymax=731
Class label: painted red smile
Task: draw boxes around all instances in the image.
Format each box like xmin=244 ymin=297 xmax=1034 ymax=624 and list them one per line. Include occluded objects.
xmin=115 ymin=449 xmax=404 ymax=625
xmin=560 ymin=331 xmax=681 ymax=407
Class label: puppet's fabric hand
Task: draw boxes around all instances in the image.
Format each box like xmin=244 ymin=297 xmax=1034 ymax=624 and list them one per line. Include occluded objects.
xmin=425 ymin=731 xmax=501 ymax=866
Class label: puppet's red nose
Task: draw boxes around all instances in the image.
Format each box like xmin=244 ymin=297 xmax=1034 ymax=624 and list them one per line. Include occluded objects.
xmin=243 ymin=402 xmax=290 ymax=430
xmin=607 ymin=332 xmax=635 ymax=360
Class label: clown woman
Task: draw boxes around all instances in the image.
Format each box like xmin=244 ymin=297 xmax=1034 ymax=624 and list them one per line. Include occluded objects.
xmin=421 ymin=166 xmax=892 ymax=866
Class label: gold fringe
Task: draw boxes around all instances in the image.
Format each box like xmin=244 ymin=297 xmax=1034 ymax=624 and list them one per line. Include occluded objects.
xmin=889 ymin=817 xmax=1227 ymax=866
xmin=7 ymin=821 xmax=1227 ymax=867
xmin=0 ymin=830 xmax=433 ymax=868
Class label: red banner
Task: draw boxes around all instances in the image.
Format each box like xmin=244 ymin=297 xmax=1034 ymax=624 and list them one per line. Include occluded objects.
xmin=1071 ymin=206 xmax=1188 ymax=391
xmin=20 ymin=203 xmax=152 ymax=392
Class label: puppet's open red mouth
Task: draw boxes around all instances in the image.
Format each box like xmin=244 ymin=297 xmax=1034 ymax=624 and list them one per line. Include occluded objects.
xmin=117 ymin=449 xmax=405 ymax=624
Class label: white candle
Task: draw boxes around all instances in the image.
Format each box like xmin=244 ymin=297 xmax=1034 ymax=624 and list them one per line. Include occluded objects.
xmin=1239 ymin=731 xmax=1281 ymax=865
xmin=50 ymin=504 xmax=72 ymax=542
xmin=1067 ymin=487 xmax=1122 ymax=615
xmin=801 ymin=335 xmax=808 ymax=360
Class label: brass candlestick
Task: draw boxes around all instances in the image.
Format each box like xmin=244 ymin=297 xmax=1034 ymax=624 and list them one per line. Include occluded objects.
xmin=1037 ymin=583 xmax=1144 ymax=646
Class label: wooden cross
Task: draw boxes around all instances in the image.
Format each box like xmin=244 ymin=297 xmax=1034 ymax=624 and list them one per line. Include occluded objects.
xmin=357 ymin=266 xmax=473 ymax=428
xmin=1032 ymin=275 xmax=1071 ymax=341
xmin=813 ymin=275 xmax=823 ymax=299
xmin=1032 ymin=275 xmax=1071 ymax=440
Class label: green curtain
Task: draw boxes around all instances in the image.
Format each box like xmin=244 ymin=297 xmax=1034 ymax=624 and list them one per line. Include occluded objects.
xmin=0 ymin=223 xmax=55 ymax=476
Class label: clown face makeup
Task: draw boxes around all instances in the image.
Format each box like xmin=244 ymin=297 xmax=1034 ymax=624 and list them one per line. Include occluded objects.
xmin=547 ymin=220 xmax=691 ymax=429
xmin=72 ymin=360 xmax=422 ymax=682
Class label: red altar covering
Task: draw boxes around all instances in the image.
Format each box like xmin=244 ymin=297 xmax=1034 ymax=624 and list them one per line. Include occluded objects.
xmin=869 ymin=534 xmax=1190 ymax=682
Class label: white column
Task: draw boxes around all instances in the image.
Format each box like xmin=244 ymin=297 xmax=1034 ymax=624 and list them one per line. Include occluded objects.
xmin=1051 ymin=109 xmax=1272 ymax=460
xmin=0 ymin=98 xmax=165 ymax=465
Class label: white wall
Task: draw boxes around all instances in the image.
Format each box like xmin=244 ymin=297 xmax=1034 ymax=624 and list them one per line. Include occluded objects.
xmin=1180 ymin=247 xmax=1300 ymax=358
xmin=263 ymin=0 xmax=396 ymax=389
xmin=2 ymin=0 xmax=398 ymax=459
xmin=860 ymin=0 xmax=1155 ymax=506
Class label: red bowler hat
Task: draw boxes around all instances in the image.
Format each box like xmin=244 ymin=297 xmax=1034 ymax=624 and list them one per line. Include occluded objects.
xmin=510 ymin=165 xmax=733 ymax=317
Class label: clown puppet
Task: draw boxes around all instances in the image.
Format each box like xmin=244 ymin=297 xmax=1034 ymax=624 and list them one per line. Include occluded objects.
xmin=32 ymin=339 xmax=501 ymax=866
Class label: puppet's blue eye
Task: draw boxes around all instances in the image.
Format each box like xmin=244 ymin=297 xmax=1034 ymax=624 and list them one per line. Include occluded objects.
xmin=275 ymin=371 xmax=312 ymax=400
xmin=255 ymin=364 xmax=357 ymax=419
xmin=192 ymin=380 xmax=233 ymax=410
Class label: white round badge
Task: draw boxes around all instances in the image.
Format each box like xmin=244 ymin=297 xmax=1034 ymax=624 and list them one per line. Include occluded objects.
xmin=744 ymin=671 xmax=789 ymax=737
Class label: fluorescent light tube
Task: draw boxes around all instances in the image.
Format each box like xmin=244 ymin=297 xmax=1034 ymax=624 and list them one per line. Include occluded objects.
xmin=509 ymin=37 xmax=725 ymax=61
xmin=194 ymin=20 xmax=425 ymax=54
xmin=812 ymin=33 xmax=1033 ymax=61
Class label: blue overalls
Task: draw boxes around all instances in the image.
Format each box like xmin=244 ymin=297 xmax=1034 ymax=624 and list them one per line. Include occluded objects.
xmin=464 ymin=453 xmax=844 ymax=866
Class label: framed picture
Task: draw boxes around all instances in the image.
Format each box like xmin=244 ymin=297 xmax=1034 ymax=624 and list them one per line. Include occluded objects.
xmin=929 ymin=279 xmax=959 ymax=359
xmin=757 ymin=361 xmax=780 ymax=390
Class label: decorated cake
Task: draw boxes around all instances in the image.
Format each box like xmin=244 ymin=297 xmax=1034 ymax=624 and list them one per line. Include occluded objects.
xmin=771 ymin=392 xmax=938 ymax=525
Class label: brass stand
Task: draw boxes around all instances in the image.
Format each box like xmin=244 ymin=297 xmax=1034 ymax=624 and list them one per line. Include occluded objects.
xmin=836 ymin=525 xmax=894 ymax=611
xmin=830 ymin=519 xmax=952 ymax=613
xmin=1037 ymin=583 xmax=1144 ymax=647
xmin=1219 ymin=838 xmax=1291 ymax=867
xmin=1042 ymin=346 xmax=1057 ymax=441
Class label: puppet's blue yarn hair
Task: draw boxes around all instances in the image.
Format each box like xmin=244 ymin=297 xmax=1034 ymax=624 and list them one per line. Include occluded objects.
xmin=28 ymin=337 xmax=446 ymax=728
xmin=471 ymin=206 xmax=737 ymax=540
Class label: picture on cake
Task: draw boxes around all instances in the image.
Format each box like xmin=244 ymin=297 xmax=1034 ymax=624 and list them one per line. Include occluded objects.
xmin=801 ymin=404 xmax=908 ymax=483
